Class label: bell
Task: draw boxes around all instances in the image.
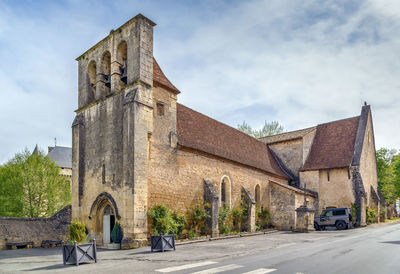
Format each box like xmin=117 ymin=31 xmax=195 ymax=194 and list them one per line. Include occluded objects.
xmin=120 ymin=60 xmax=127 ymax=84
xmin=105 ymin=74 xmax=111 ymax=88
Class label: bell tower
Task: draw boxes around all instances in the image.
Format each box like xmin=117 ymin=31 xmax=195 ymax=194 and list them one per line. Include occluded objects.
xmin=72 ymin=14 xmax=156 ymax=248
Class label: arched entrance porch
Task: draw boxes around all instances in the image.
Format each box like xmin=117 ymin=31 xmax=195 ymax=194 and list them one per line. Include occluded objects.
xmin=88 ymin=192 xmax=121 ymax=247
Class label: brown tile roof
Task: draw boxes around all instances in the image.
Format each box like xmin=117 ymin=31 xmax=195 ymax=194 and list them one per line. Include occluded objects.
xmin=153 ymin=58 xmax=180 ymax=94
xmin=270 ymin=181 xmax=317 ymax=197
xmin=176 ymin=104 xmax=288 ymax=178
xmin=301 ymin=116 xmax=360 ymax=171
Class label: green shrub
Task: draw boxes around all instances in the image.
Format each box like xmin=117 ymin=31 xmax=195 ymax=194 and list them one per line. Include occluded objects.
xmin=366 ymin=206 xmax=377 ymax=224
xmin=187 ymin=204 xmax=210 ymax=234
xmin=69 ymin=219 xmax=87 ymax=244
xmin=256 ymin=207 xmax=271 ymax=229
xmin=231 ymin=208 xmax=243 ymax=231
xmin=171 ymin=211 xmax=186 ymax=237
xmin=379 ymin=206 xmax=386 ymax=222
xmin=111 ymin=222 xmax=123 ymax=243
xmin=241 ymin=194 xmax=249 ymax=217
xmin=187 ymin=230 xmax=198 ymax=239
xmin=218 ymin=205 xmax=231 ymax=234
xmin=148 ymin=204 xmax=177 ymax=235
xmin=257 ymin=207 xmax=271 ymax=229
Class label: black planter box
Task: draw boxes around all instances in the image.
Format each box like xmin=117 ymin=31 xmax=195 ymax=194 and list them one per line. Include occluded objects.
xmin=62 ymin=240 xmax=97 ymax=266
xmin=150 ymin=234 xmax=175 ymax=252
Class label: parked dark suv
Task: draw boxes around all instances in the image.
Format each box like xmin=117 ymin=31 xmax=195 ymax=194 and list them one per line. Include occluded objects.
xmin=314 ymin=207 xmax=352 ymax=230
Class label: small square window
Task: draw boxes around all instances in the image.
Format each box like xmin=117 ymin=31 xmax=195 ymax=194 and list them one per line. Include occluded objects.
xmin=157 ymin=103 xmax=165 ymax=116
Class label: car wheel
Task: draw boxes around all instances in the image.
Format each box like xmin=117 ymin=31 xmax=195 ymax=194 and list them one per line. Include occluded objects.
xmin=314 ymin=223 xmax=320 ymax=231
xmin=336 ymin=221 xmax=346 ymax=230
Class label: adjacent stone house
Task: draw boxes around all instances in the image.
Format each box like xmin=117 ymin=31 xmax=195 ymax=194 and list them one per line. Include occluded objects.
xmin=260 ymin=104 xmax=382 ymax=226
xmin=71 ymin=14 xmax=377 ymax=249
xmin=48 ymin=146 xmax=72 ymax=179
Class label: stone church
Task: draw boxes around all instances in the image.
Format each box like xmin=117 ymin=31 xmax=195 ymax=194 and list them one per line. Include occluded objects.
xmin=71 ymin=14 xmax=380 ymax=249
xmin=260 ymin=104 xmax=383 ymax=226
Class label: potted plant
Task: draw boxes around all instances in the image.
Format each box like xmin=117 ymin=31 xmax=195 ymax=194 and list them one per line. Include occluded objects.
xmin=62 ymin=220 xmax=97 ymax=266
xmin=148 ymin=205 xmax=176 ymax=252
xmin=109 ymin=222 xmax=123 ymax=249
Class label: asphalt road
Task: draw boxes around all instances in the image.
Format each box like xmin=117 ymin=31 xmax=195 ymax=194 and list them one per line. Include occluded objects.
xmin=0 ymin=222 xmax=399 ymax=273
xmin=193 ymin=222 xmax=400 ymax=274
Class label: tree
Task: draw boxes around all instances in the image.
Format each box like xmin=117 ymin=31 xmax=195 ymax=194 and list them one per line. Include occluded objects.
xmin=392 ymin=154 xmax=400 ymax=198
xmin=237 ymin=121 xmax=253 ymax=136
xmin=0 ymin=147 xmax=71 ymax=217
xmin=237 ymin=121 xmax=284 ymax=138
xmin=376 ymin=148 xmax=400 ymax=204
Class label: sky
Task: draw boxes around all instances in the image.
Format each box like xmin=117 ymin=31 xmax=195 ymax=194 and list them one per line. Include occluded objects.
xmin=0 ymin=0 xmax=399 ymax=163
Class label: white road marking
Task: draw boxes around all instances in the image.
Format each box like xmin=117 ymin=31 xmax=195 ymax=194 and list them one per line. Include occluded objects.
xmin=307 ymin=237 xmax=326 ymax=241
xmin=276 ymin=243 xmax=296 ymax=248
xmin=190 ymin=264 xmax=243 ymax=274
xmin=155 ymin=261 xmax=218 ymax=273
xmin=241 ymin=268 xmax=277 ymax=274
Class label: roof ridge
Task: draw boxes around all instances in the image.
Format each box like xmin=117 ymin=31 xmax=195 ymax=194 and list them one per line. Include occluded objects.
xmin=49 ymin=146 xmax=72 ymax=149
xmin=260 ymin=115 xmax=361 ymax=143
xmin=317 ymin=115 xmax=360 ymax=127
xmin=259 ymin=126 xmax=316 ymax=140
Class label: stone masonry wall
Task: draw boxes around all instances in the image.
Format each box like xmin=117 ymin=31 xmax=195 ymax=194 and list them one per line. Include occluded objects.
xmin=315 ymin=169 xmax=354 ymax=214
xmin=270 ymin=182 xmax=315 ymax=230
xmin=148 ymin=146 xmax=287 ymax=216
xmin=269 ymin=139 xmax=303 ymax=178
xmin=148 ymin=85 xmax=288 ymax=215
xmin=0 ymin=206 xmax=71 ymax=249
xmin=359 ymin=112 xmax=379 ymax=209
xmin=302 ymin=130 xmax=317 ymax=165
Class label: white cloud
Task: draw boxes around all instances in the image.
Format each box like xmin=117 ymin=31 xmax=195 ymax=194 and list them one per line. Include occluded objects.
xmin=157 ymin=0 xmax=400 ymax=150
xmin=0 ymin=0 xmax=399 ymax=163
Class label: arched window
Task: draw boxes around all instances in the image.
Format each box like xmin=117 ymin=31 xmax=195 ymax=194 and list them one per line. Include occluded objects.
xmin=117 ymin=41 xmax=127 ymax=85
xmin=221 ymin=180 xmax=226 ymax=204
xmin=255 ymin=184 xmax=261 ymax=208
xmin=87 ymin=60 xmax=96 ymax=103
xmin=101 ymin=51 xmax=111 ymax=91
xmin=220 ymin=176 xmax=232 ymax=209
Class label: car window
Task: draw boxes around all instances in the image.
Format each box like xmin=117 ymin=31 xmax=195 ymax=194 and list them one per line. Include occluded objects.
xmin=321 ymin=210 xmax=332 ymax=217
xmin=333 ymin=210 xmax=346 ymax=216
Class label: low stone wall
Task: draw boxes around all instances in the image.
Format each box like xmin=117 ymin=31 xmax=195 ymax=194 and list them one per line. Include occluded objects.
xmin=0 ymin=206 xmax=71 ymax=249
xmin=270 ymin=182 xmax=316 ymax=231
xmin=270 ymin=183 xmax=296 ymax=230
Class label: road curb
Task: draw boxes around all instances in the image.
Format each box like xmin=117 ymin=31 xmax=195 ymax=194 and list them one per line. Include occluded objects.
xmin=175 ymin=230 xmax=279 ymax=246
xmin=175 ymin=239 xmax=209 ymax=246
